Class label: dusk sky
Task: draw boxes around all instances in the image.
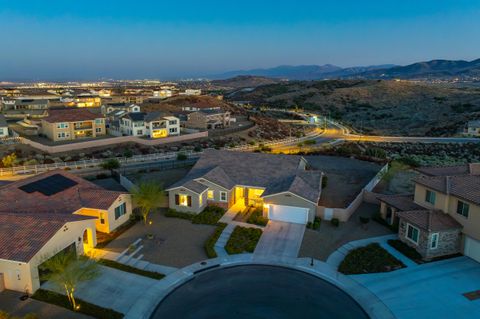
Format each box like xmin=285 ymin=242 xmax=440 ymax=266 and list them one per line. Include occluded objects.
xmin=1 ymin=0 xmax=479 ymax=81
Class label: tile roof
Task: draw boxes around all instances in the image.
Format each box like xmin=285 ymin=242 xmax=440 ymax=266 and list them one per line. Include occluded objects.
xmin=414 ymin=174 xmax=480 ymax=206
xmin=43 ymin=108 xmax=103 ymax=123
xmin=416 ymin=163 xmax=480 ymax=177
xmin=0 ymin=212 xmax=95 ymax=262
xmin=0 ymin=114 xmax=7 ymax=127
xmin=397 ymin=210 xmax=462 ymax=232
xmin=168 ymin=149 xmax=322 ymax=204
xmin=377 ymin=194 xmax=423 ymax=211
xmin=182 ymin=180 xmax=209 ymax=194
xmin=0 ymin=169 xmax=125 ymax=213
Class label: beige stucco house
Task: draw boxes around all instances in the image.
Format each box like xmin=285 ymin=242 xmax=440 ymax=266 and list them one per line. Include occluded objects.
xmin=41 ymin=108 xmax=106 ymax=142
xmin=166 ymin=149 xmax=323 ymax=224
xmin=0 ymin=170 xmax=132 ymax=294
xmin=379 ymin=163 xmax=480 ymax=262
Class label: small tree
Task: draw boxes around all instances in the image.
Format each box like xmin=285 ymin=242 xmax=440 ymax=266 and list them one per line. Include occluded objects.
xmin=2 ymin=153 xmax=17 ymax=168
xmin=101 ymin=158 xmax=120 ymax=175
xmin=39 ymin=251 xmax=99 ymax=311
xmin=131 ymin=181 xmax=165 ymax=225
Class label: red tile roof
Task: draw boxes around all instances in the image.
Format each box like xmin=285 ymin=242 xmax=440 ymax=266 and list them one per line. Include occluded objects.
xmin=0 ymin=169 xmax=125 ymax=213
xmin=43 ymin=108 xmax=103 ymax=123
xmin=414 ymin=174 xmax=480 ymax=206
xmin=397 ymin=210 xmax=462 ymax=232
xmin=377 ymin=194 xmax=423 ymax=211
xmin=0 ymin=212 xmax=95 ymax=262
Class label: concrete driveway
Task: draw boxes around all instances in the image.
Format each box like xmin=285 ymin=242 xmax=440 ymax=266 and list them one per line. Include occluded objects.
xmin=43 ymin=265 xmax=158 ymax=315
xmin=254 ymin=221 xmax=305 ymax=258
xmin=352 ymin=257 xmax=480 ymax=319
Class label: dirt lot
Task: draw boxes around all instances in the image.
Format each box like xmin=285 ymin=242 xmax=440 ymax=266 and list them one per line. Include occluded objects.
xmin=305 ymin=155 xmax=382 ymax=208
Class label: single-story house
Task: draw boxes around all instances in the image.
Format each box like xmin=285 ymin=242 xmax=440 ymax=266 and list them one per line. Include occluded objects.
xmin=0 ymin=170 xmax=132 ymax=293
xmin=166 ymin=149 xmax=323 ymax=224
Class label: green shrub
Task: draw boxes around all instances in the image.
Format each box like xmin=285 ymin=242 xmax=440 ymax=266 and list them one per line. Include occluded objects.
xmin=338 ymin=243 xmax=405 ymax=274
xmin=204 ymin=223 xmax=228 ymax=258
xmin=225 ymin=226 xmax=262 ymax=254
xmin=388 ymin=239 xmax=422 ymax=262
xmin=313 ymin=217 xmax=321 ymax=230
xmin=331 ymin=218 xmax=340 ymax=227
xmin=176 ymin=153 xmax=188 ymax=161
xmin=246 ymin=209 xmax=268 ymax=226
xmin=192 ymin=206 xmax=226 ymax=225
xmin=306 ymin=221 xmax=313 ymax=229
xmin=164 ymin=208 xmax=194 ymax=220
xmin=365 ymin=147 xmax=386 ymax=159
xmin=32 ymin=289 xmax=123 ymax=319
xmin=123 ymin=149 xmax=134 ymax=158
xmin=98 ymin=259 xmax=165 ymax=280
xmin=303 ymin=139 xmax=316 ymax=145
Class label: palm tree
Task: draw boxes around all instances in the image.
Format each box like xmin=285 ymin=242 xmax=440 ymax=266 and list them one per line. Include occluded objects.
xmin=131 ymin=180 xmax=165 ymax=225
xmin=39 ymin=251 xmax=99 ymax=311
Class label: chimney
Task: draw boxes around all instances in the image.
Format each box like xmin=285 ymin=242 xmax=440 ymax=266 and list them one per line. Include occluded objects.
xmin=469 ymin=163 xmax=480 ymax=175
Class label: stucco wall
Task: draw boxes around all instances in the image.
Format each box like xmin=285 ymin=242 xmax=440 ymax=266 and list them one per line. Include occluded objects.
xmin=168 ymin=188 xmax=206 ymax=214
xmin=0 ymin=219 xmax=96 ymax=293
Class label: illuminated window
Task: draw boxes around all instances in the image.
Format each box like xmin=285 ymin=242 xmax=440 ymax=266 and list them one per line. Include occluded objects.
xmin=178 ymin=194 xmax=190 ymax=207
xmin=199 ymin=194 xmax=203 ymax=206
xmin=208 ymin=190 xmax=214 ymax=199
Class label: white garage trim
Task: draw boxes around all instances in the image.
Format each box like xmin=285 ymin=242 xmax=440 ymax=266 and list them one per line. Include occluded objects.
xmin=464 ymin=236 xmax=480 ymax=263
xmin=268 ymin=204 xmax=309 ymax=224
xmin=262 ymin=191 xmax=317 ymax=205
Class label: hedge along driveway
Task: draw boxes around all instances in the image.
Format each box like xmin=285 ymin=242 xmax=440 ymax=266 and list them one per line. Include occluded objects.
xmin=42 ymin=265 xmax=158 ymax=315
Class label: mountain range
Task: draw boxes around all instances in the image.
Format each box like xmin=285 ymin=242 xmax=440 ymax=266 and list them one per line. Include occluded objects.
xmin=210 ymin=59 xmax=480 ymax=80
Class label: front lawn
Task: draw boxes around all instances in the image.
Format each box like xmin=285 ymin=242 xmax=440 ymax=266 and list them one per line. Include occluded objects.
xmin=32 ymin=289 xmax=123 ymax=319
xmin=204 ymin=223 xmax=228 ymax=258
xmin=225 ymin=226 xmax=262 ymax=254
xmin=246 ymin=209 xmax=268 ymax=226
xmin=165 ymin=206 xmax=226 ymax=225
xmin=192 ymin=206 xmax=226 ymax=225
xmin=338 ymin=243 xmax=405 ymax=274
xmin=98 ymin=259 xmax=165 ymax=280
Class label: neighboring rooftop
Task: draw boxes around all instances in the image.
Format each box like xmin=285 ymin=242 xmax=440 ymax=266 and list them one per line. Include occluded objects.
xmin=0 ymin=212 xmax=94 ymax=262
xmin=397 ymin=210 xmax=462 ymax=232
xmin=414 ymin=174 xmax=480 ymax=206
xmin=377 ymin=194 xmax=423 ymax=211
xmin=416 ymin=163 xmax=480 ymax=177
xmin=0 ymin=114 xmax=7 ymax=127
xmin=0 ymin=170 xmax=125 ymax=214
xmin=43 ymin=108 xmax=103 ymax=123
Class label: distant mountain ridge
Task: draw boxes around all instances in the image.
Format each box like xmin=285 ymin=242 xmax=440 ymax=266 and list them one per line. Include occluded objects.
xmin=210 ymin=58 xmax=480 ymax=80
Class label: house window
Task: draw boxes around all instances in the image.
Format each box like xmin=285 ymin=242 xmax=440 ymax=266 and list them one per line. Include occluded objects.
xmin=430 ymin=233 xmax=439 ymax=249
xmin=176 ymin=194 xmax=191 ymax=207
xmin=0 ymin=128 xmax=5 ymax=135
xmin=57 ymin=132 xmax=67 ymax=139
xmin=169 ymin=127 xmax=177 ymax=133
xmin=456 ymin=200 xmax=469 ymax=218
xmin=99 ymin=212 xmax=105 ymax=224
xmin=57 ymin=123 xmax=68 ymax=129
xmin=406 ymin=223 xmax=420 ymax=244
xmin=95 ymin=119 xmax=103 ymax=124
xmin=220 ymin=191 xmax=227 ymax=202
xmin=199 ymin=194 xmax=203 ymax=206
xmin=425 ymin=190 xmax=436 ymax=205
xmin=137 ymin=130 xmax=143 ymax=135
xmin=114 ymin=203 xmax=126 ymax=220
xmin=207 ymin=190 xmax=214 ymax=200
xmin=95 ymin=128 xmax=102 ymax=133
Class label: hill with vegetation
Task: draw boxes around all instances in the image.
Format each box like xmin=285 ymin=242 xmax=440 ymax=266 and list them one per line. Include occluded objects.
xmin=229 ymin=80 xmax=480 ymax=136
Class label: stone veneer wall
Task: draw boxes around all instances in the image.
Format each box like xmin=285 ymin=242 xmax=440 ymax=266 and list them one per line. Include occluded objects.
xmin=398 ymin=219 xmax=461 ymax=260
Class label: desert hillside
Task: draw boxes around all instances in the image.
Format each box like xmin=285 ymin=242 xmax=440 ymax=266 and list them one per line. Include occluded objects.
xmin=230 ymin=80 xmax=480 ymax=136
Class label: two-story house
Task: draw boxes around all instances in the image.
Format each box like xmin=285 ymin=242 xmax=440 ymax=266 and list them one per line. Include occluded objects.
xmin=185 ymin=109 xmax=231 ymax=130
xmin=40 ymin=108 xmax=106 ymax=142
xmin=379 ymin=163 xmax=480 ymax=262
xmin=118 ymin=111 xmax=180 ymax=138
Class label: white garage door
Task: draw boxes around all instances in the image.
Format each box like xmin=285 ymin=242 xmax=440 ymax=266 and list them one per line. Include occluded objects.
xmin=464 ymin=236 xmax=480 ymax=263
xmin=268 ymin=205 xmax=309 ymax=224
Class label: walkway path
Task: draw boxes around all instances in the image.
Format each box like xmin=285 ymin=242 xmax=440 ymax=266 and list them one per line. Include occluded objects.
xmin=326 ymin=234 xmax=417 ymax=269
